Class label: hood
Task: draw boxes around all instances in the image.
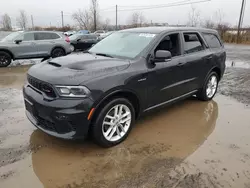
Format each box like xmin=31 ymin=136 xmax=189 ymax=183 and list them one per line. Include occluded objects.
xmin=28 ymin=53 xmax=130 ymax=85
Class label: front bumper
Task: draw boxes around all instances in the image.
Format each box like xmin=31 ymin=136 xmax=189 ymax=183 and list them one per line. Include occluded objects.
xmin=23 ymin=84 xmax=94 ymax=140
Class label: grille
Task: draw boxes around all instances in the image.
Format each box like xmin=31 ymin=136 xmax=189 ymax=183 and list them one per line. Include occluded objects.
xmin=27 ymin=75 xmax=56 ymax=98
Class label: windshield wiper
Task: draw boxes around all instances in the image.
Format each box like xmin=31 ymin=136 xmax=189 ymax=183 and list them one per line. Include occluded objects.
xmin=95 ymin=53 xmax=114 ymax=58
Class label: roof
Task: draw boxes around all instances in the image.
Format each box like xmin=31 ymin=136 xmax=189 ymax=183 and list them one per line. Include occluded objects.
xmin=120 ymin=27 xmax=217 ymax=34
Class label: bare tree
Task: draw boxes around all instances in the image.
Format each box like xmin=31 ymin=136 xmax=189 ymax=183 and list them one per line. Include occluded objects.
xmin=203 ymin=18 xmax=215 ymax=29
xmin=1 ymin=14 xmax=12 ymax=31
xmin=90 ymin=0 xmax=99 ymax=31
xmin=102 ymin=18 xmax=110 ymax=30
xmin=187 ymin=6 xmax=200 ymax=27
xmin=214 ymin=9 xmax=224 ymax=26
xmin=129 ymin=12 xmax=146 ymax=27
xmin=16 ymin=10 xmax=28 ymax=29
xmin=72 ymin=9 xmax=92 ymax=30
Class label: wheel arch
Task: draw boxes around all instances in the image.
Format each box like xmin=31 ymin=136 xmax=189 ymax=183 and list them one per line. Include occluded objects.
xmin=50 ymin=46 xmax=66 ymax=55
xmin=0 ymin=49 xmax=14 ymax=59
xmin=90 ymin=89 xmax=141 ymax=124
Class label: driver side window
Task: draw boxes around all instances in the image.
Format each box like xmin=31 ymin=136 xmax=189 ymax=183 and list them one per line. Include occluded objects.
xmin=155 ymin=33 xmax=181 ymax=57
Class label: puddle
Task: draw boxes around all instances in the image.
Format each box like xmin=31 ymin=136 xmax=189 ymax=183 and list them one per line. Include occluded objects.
xmin=1 ymin=92 xmax=250 ymax=188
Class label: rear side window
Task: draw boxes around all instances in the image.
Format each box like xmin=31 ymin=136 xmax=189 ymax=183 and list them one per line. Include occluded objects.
xmin=35 ymin=32 xmax=60 ymax=40
xmin=202 ymin=33 xmax=222 ymax=48
xmin=183 ymin=33 xmax=204 ymax=54
xmin=81 ymin=35 xmax=88 ymax=40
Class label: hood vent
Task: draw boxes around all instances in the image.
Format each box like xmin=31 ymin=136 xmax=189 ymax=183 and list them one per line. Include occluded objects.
xmin=48 ymin=62 xmax=61 ymax=67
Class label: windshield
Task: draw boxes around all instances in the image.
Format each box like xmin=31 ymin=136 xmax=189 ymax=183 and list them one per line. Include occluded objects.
xmin=69 ymin=34 xmax=81 ymax=40
xmin=1 ymin=31 xmax=23 ymax=42
xmin=89 ymin=32 xmax=156 ymax=59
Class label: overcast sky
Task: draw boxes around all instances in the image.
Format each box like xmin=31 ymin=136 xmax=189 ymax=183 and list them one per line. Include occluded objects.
xmin=1 ymin=0 xmax=249 ymax=27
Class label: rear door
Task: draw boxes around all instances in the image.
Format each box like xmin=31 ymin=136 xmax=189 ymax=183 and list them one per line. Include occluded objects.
xmin=11 ymin=32 xmax=38 ymax=58
xmin=202 ymin=32 xmax=226 ymax=74
xmin=34 ymin=32 xmax=61 ymax=56
xmin=180 ymin=31 xmax=213 ymax=92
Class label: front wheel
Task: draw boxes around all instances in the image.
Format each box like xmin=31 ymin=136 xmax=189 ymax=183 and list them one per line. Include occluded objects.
xmin=197 ymin=72 xmax=219 ymax=101
xmin=91 ymin=98 xmax=135 ymax=147
xmin=0 ymin=51 xmax=12 ymax=67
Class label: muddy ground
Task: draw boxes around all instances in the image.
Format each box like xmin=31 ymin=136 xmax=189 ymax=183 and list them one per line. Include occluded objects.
xmin=1 ymin=44 xmax=250 ymax=188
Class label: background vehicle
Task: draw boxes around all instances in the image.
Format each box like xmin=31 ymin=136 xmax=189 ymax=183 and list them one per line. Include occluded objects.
xmin=93 ymin=30 xmax=106 ymax=37
xmin=23 ymin=27 xmax=226 ymax=147
xmin=78 ymin=30 xmax=90 ymax=34
xmin=0 ymin=31 xmax=71 ymax=67
xmin=69 ymin=34 xmax=98 ymax=51
xmin=64 ymin=30 xmax=76 ymax=36
xmin=98 ymin=31 xmax=115 ymax=40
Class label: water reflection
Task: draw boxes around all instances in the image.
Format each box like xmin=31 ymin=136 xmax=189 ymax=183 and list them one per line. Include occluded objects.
xmin=29 ymin=99 xmax=218 ymax=188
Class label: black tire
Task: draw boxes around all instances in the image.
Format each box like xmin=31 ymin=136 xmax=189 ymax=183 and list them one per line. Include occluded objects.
xmin=91 ymin=98 xmax=135 ymax=147
xmin=51 ymin=48 xmax=65 ymax=58
xmin=0 ymin=51 xmax=12 ymax=67
xmin=197 ymin=71 xmax=219 ymax=101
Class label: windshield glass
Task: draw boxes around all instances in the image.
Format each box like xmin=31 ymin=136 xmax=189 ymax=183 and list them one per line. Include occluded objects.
xmin=1 ymin=31 xmax=23 ymax=42
xmin=89 ymin=32 xmax=156 ymax=59
xmin=69 ymin=34 xmax=81 ymax=40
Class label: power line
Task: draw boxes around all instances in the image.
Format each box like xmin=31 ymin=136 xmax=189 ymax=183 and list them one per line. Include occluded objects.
xmin=116 ymin=0 xmax=192 ymax=8
xmin=118 ymin=0 xmax=211 ymax=12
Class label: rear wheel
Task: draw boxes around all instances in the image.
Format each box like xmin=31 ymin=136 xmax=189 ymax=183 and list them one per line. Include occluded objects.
xmin=91 ymin=98 xmax=135 ymax=147
xmin=197 ymin=72 xmax=219 ymax=101
xmin=0 ymin=51 xmax=12 ymax=67
xmin=51 ymin=48 xmax=65 ymax=58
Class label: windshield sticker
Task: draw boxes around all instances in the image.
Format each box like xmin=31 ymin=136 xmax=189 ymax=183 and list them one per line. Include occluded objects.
xmin=139 ymin=33 xmax=156 ymax=38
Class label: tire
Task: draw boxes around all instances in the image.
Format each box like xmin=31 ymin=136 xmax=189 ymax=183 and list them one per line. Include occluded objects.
xmin=51 ymin=48 xmax=65 ymax=58
xmin=91 ymin=98 xmax=135 ymax=147
xmin=197 ymin=71 xmax=219 ymax=101
xmin=0 ymin=51 xmax=12 ymax=67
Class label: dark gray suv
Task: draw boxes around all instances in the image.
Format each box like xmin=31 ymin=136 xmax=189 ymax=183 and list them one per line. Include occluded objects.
xmin=0 ymin=31 xmax=72 ymax=67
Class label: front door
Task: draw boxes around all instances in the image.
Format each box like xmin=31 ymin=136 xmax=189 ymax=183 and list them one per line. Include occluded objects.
xmin=146 ymin=33 xmax=190 ymax=109
xmin=12 ymin=33 xmax=37 ymax=58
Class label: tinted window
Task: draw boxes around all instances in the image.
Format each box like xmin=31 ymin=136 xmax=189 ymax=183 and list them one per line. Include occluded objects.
xmin=202 ymin=33 xmax=222 ymax=48
xmin=23 ymin=33 xmax=34 ymax=41
xmin=155 ymin=33 xmax=181 ymax=57
xmin=35 ymin=32 xmax=60 ymax=40
xmin=183 ymin=33 xmax=204 ymax=54
xmin=80 ymin=35 xmax=88 ymax=40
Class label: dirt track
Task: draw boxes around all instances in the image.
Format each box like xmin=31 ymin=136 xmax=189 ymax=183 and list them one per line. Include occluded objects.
xmin=1 ymin=45 xmax=250 ymax=188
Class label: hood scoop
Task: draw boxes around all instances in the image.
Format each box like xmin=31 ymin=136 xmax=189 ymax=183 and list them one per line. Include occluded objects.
xmin=48 ymin=61 xmax=61 ymax=67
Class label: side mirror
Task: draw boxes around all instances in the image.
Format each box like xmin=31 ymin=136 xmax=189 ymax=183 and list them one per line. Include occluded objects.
xmin=153 ymin=50 xmax=172 ymax=63
xmin=14 ymin=39 xmax=22 ymax=44
xmin=77 ymin=38 xmax=81 ymax=42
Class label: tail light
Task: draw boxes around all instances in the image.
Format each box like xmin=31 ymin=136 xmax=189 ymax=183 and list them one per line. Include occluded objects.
xmin=65 ymin=36 xmax=70 ymax=43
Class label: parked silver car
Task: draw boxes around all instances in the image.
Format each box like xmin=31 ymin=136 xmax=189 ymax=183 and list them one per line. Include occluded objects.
xmin=0 ymin=31 xmax=72 ymax=67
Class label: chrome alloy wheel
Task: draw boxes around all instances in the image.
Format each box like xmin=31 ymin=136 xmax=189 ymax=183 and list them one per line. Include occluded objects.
xmin=102 ymin=104 xmax=132 ymax=142
xmin=206 ymin=75 xmax=218 ymax=98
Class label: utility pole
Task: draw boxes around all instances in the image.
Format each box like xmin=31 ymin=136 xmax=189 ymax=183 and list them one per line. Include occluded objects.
xmin=116 ymin=5 xmax=118 ymax=30
xmin=31 ymin=15 xmax=34 ymax=30
xmin=237 ymin=0 xmax=246 ymax=43
xmin=61 ymin=11 xmax=64 ymax=28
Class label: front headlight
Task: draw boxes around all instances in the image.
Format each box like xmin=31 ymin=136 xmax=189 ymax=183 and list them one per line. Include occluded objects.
xmin=55 ymin=86 xmax=90 ymax=97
